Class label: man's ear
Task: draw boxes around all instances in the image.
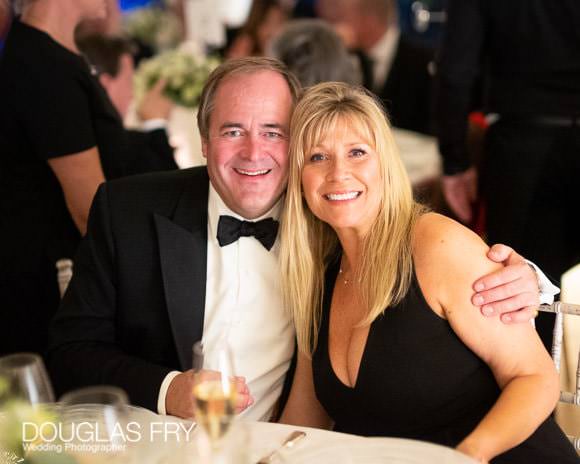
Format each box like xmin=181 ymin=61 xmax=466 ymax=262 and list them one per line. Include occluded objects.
xmin=99 ymin=73 xmax=113 ymax=91
xmin=201 ymin=139 xmax=208 ymax=159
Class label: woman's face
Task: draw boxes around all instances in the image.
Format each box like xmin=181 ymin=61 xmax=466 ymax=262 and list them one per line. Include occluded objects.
xmin=301 ymin=120 xmax=382 ymax=236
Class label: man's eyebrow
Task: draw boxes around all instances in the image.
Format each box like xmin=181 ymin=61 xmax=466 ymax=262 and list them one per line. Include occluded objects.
xmin=219 ymin=122 xmax=244 ymax=130
xmin=261 ymin=123 xmax=287 ymax=130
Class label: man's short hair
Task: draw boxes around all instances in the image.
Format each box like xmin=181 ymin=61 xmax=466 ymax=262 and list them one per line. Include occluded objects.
xmin=269 ymin=19 xmax=362 ymax=87
xmin=197 ymin=57 xmax=302 ymax=140
xmin=76 ymin=35 xmax=136 ymax=77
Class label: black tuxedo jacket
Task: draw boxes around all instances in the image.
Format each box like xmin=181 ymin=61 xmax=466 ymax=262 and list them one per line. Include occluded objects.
xmin=109 ymin=128 xmax=179 ymax=179
xmin=48 ymin=167 xmax=211 ymax=410
xmin=364 ymin=37 xmax=435 ymax=135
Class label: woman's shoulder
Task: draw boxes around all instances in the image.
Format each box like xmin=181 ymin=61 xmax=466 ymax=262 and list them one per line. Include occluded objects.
xmin=411 ymin=214 xmax=498 ymax=318
xmin=412 ymin=212 xmax=487 ymax=259
xmin=412 ymin=212 xmax=492 ymax=292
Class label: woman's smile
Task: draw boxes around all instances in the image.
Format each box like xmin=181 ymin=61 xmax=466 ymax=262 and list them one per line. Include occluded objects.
xmin=301 ymin=122 xmax=381 ymax=235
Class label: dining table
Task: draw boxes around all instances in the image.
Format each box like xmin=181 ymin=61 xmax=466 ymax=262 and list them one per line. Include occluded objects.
xmin=128 ymin=407 xmax=477 ymax=464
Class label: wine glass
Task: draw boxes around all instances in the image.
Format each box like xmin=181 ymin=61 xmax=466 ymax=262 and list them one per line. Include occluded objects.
xmin=59 ymin=386 xmax=133 ymax=463
xmin=0 ymin=353 xmax=55 ymax=406
xmin=192 ymin=341 xmax=238 ymax=446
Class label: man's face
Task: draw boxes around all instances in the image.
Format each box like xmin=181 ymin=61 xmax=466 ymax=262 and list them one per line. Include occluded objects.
xmin=202 ymin=70 xmax=293 ymax=219
xmin=78 ymin=0 xmax=108 ymax=20
xmin=99 ymin=53 xmax=134 ymax=119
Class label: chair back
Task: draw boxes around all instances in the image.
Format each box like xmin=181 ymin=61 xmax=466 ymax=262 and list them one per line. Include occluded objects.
xmin=56 ymin=258 xmax=73 ymax=298
xmin=539 ymin=302 xmax=580 ymax=451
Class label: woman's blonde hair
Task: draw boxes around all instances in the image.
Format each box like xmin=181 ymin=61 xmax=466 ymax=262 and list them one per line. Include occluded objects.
xmin=280 ymin=82 xmax=425 ymax=355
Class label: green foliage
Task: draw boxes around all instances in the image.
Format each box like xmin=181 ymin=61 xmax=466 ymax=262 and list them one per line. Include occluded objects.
xmin=134 ymin=50 xmax=221 ymax=108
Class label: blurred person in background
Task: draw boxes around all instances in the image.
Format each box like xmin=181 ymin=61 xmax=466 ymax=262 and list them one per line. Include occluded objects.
xmin=76 ymin=33 xmax=178 ymax=173
xmin=0 ymin=0 xmax=11 ymax=50
xmin=75 ymin=0 xmax=122 ymax=38
xmin=77 ymin=34 xmax=136 ymax=119
xmin=227 ymin=0 xmax=289 ymax=58
xmin=318 ymin=0 xmax=434 ymax=134
xmin=523 ymin=132 xmax=580 ymax=289
xmin=268 ymin=18 xmax=362 ymax=87
xmin=435 ymin=0 xmax=580 ymax=350
xmin=0 ymin=0 xmax=174 ymax=356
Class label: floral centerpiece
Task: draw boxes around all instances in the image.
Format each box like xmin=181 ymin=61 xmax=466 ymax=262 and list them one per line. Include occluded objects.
xmin=123 ymin=3 xmax=183 ymax=52
xmin=134 ymin=49 xmax=220 ymax=109
xmin=0 ymin=378 xmax=71 ymax=464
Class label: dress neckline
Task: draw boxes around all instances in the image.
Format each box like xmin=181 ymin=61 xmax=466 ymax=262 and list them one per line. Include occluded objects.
xmin=322 ymin=253 xmax=375 ymax=391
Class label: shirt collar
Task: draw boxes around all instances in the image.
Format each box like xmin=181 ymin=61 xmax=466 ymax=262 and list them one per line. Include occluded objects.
xmin=207 ymin=183 xmax=283 ymax=239
xmin=368 ymin=25 xmax=400 ymax=62
xmin=368 ymin=26 xmax=400 ymax=92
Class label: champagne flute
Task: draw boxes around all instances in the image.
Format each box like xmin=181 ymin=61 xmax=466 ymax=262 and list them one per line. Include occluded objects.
xmin=192 ymin=341 xmax=238 ymax=445
xmin=0 ymin=353 xmax=55 ymax=406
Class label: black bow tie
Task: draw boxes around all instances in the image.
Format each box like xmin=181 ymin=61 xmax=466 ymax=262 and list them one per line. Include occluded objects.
xmin=217 ymin=215 xmax=279 ymax=251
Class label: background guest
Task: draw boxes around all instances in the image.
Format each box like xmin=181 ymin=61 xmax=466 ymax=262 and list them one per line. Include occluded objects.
xmin=319 ymin=0 xmax=434 ymax=134
xmin=435 ymin=0 xmax=580 ymax=349
xmin=227 ymin=0 xmax=289 ymax=58
xmin=76 ymin=33 xmax=179 ymax=175
xmin=0 ymin=0 xmax=174 ymax=356
xmin=523 ymin=133 xmax=580 ymax=291
xmin=74 ymin=0 xmax=122 ymax=38
xmin=76 ymin=34 xmax=137 ymax=119
xmin=268 ymin=18 xmax=362 ymax=87
xmin=0 ymin=0 xmax=106 ymax=355
xmin=0 ymin=0 xmax=11 ymax=50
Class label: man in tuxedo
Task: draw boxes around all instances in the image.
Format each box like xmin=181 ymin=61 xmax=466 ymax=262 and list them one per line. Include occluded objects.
xmin=319 ymin=0 xmax=434 ymax=134
xmin=48 ymin=57 xmax=550 ymax=420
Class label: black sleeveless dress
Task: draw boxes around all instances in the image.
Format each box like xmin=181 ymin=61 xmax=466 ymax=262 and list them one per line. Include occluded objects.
xmin=312 ymin=256 xmax=579 ymax=463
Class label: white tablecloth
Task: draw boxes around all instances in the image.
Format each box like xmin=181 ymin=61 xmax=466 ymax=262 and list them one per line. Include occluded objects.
xmin=391 ymin=128 xmax=441 ymax=186
xmin=129 ymin=408 xmax=476 ymax=463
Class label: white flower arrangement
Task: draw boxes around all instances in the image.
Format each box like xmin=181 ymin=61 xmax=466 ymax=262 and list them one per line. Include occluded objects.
xmin=134 ymin=50 xmax=220 ymax=108
xmin=123 ymin=4 xmax=182 ymax=52
xmin=0 ymin=377 xmax=65 ymax=463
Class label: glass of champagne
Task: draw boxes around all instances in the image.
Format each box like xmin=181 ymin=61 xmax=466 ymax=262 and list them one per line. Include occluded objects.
xmin=0 ymin=353 xmax=55 ymax=406
xmin=192 ymin=341 xmax=238 ymax=447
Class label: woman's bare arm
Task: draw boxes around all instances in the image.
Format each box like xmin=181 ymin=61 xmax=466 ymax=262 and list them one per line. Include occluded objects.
xmin=279 ymin=351 xmax=333 ymax=429
xmin=413 ymin=213 xmax=559 ymax=463
xmin=47 ymin=147 xmax=105 ymax=235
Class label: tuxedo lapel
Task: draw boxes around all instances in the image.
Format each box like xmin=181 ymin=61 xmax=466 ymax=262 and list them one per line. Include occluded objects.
xmin=154 ymin=168 xmax=209 ymax=370
xmin=355 ymin=48 xmax=374 ymax=90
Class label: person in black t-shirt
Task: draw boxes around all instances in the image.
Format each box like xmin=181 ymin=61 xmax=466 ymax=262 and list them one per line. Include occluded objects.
xmin=0 ymin=0 xmax=174 ymax=356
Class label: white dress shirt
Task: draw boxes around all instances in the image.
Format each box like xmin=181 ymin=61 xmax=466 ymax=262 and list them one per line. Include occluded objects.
xmin=367 ymin=26 xmax=400 ymax=94
xmin=157 ymin=184 xmax=295 ymax=421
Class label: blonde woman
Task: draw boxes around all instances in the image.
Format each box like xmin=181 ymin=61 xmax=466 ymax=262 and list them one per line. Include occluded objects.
xmin=279 ymin=82 xmax=577 ymax=463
